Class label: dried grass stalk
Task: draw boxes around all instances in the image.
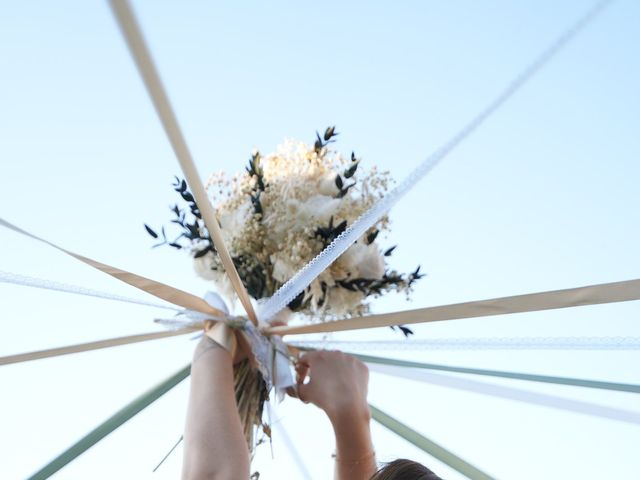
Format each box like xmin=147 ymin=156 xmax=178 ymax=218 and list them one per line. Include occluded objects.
xmin=233 ymin=359 xmax=269 ymax=454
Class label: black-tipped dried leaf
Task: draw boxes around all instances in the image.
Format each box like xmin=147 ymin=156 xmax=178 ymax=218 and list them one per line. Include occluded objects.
xmin=144 ymin=224 xmax=158 ymax=238
xmin=339 ymin=281 xmax=357 ymax=292
xmin=399 ymin=326 xmax=414 ymax=337
xmin=193 ymin=247 xmax=211 ymax=258
xmin=324 ymin=126 xmax=337 ymax=141
xmin=314 ymin=132 xmax=323 ymax=152
xmin=344 ymin=163 xmax=358 ymax=178
xmin=287 ymin=290 xmax=306 ymax=310
xmin=336 ymin=181 xmax=356 ymax=198
xmin=334 ymin=220 xmax=347 ymax=236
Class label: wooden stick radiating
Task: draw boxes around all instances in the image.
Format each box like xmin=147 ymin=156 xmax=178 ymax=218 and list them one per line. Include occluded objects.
xmin=0 ymin=328 xmax=197 ymax=367
xmin=108 ymin=0 xmax=257 ymax=325
xmin=266 ymin=278 xmax=640 ymax=336
xmin=0 ymin=218 xmax=224 ymax=317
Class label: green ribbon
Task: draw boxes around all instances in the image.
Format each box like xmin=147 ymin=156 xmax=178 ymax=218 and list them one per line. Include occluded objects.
xmin=29 ymin=364 xmax=191 ymax=480
xmin=370 ymin=404 xmax=495 ymax=480
xmin=355 ymin=353 xmax=640 ymax=394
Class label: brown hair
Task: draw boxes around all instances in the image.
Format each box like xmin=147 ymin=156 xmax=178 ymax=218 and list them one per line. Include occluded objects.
xmin=370 ymin=459 xmax=443 ymax=480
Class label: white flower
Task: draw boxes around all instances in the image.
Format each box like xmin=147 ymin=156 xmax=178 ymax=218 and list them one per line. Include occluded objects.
xmin=338 ymin=242 xmax=385 ymax=279
xmin=318 ymin=173 xmax=339 ymax=196
xmin=218 ymin=201 xmax=250 ymax=242
xmin=193 ymin=251 xmax=218 ymax=281
xmin=299 ymin=195 xmax=341 ymax=225
xmin=326 ymin=286 xmax=363 ymax=314
xmin=271 ymin=254 xmax=298 ymax=283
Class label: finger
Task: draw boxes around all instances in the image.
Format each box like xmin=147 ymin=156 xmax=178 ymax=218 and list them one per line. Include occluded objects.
xmin=298 ymin=350 xmax=325 ymax=366
xmin=295 ymin=362 xmax=309 ymax=376
xmin=296 ymin=382 xmax=311 ymax=404
xmin=285 ymin=386 xmax=299 ymax=399
xmin=295 ymin=364 xmax=310 ymax=385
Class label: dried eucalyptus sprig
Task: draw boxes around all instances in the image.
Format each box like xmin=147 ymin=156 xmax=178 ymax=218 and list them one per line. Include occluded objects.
xmin=145 ymin=177 xmax=216 ymax=259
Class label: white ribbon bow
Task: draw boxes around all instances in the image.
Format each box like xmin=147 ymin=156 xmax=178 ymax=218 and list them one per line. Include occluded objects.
xmin=158 ymin=291 xmax=295 ymax=395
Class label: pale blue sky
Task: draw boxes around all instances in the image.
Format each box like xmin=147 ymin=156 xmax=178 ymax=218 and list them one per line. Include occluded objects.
xmin=1 ymin=1 xmax=639 ymax=479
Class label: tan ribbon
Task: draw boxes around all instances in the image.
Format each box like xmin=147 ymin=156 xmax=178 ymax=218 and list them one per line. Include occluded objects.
xmin=109 ymin=0 xmax=258 ymax=326
xmin=204 ymin=320 xmax=238 ymax=358
xmin=266 ymin=278 xmax=640 ymax=336
xmin=0 ymin=327 xmax=197 ymax=366
xmin=0 ymin=218 xmax=223 ymax=317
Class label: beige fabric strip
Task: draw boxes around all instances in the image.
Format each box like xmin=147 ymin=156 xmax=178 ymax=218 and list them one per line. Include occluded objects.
xmin=204 ymin=320 xmax=238 ymax=357
xmin=0 ymin=327 xmax=197 ymax=366
xmin=266 ymin=278 xmax=640 ymax=336
xmin=109 ymin=0 xmax=258 ymax=326
xmin=0 ymin=218 xmax=223 ymax=317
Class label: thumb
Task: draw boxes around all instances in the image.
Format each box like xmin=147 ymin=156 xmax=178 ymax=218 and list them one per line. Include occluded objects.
xmin=296 ymin=381 xmax=312 ymax=404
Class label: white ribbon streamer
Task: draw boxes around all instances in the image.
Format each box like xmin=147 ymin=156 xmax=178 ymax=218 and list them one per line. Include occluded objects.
xmin=0 ymin=270 xmax=179 ymax=311
xmin=291 ymin=336 xmax=640 ymax=351
xmin=259 ymin=0 xmax=614 ymax=323
xmin=369 ymin=363 xmax=640 ymax=426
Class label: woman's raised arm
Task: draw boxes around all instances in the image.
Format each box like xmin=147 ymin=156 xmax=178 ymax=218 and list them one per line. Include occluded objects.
xmin=294 ymin=350 xmax=378 ymax=480
xmin=182 ymin=326 xmax=249 ymax=480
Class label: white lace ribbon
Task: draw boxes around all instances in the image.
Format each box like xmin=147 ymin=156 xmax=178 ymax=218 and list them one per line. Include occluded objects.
xmin=258 ymin=0 xmax=614 ymax=323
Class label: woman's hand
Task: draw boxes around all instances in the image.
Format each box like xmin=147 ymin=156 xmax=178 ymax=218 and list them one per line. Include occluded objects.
xmin=293 ymin=351 xmax=377 ymax=480
xmin=294 ymin=350 xmax=371 ymax=423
